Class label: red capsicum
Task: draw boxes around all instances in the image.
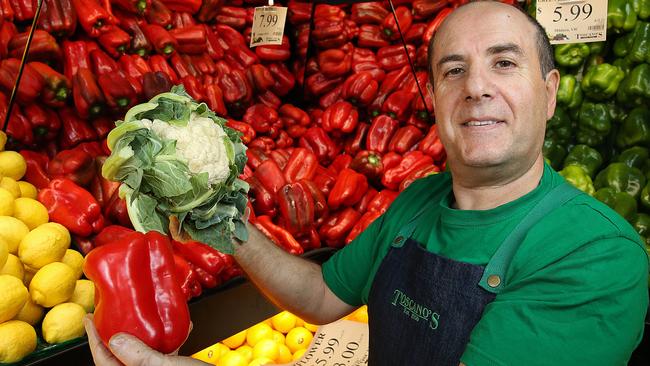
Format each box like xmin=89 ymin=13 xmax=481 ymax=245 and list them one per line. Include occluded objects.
xmin=97 ymin=26 xmax=130 ymax=58
xmin=279 ymin=104 xmax=310 ymax=128
xmin=72 ymin=68 xmax=105 ymax=119
xmin=389 ymin=125 xmax=424 ymax=154
xmin=119 ymin=54 xmax=151 ymax=95
xmin=254 ymin=215 xmax=304 ymax=255
xmin=173 ymin=253 xmax=201 ymax=301
xmin=204 ymin=26 xmax=224 ymax=60
xmin=169 ymin=54 xmax=195 ymax=79
xmin=277 ymin=181 xmax=315 ymax=236
xmin=70 ymin=0 xmax=113 ymax=37
xmin=383 ymin=90 xmax=415 ymax=120
xmin=172 ymin=240 xmax=226 ymax=278
xmin=191 ymin=263 xmax=219 ymax=289
xmin=62 ymin=40 xmax=91 ymax=81
xmin=306 ymin=73 xmax=343 ymax=97
xmin=413 ymin=0 xmax=448 ymax=19
xmin=247 ymin=175 xmax=276 ymax=217
xmin=29 ymin=61 xmax=70 ymax=107
xmin=378 ymin=44 xmax=416 ymax=71
xmin=351 ymin=2 xmax=389 ymax=25
xmin=268 ymin=63 xmax=295 ymax=97
xmin=319 ymin=207 xmax=361 ymax=248
xmin=170 ymin=25 xmax=206 ymax=55
xmin=317 ymin=47 xmax=352 ymax=79
xmin=19 ymin=150 xmax=51 ymax=189
xmin=358 ymin=24 xmax=391 ymax=48
xmin=97 ymin=71 xmax=136 ymax=109
xmin=3 ymin=105 xmax=34 ymax=148
xmin=48 ymin=148 xmax=95 ymax=186
xmin=158 ymin=0 xmax=200 ymax=13
xmin=118 ymin=12 xmax=152 ymax=56
xmin=322 ymin=101 xmax=358 ymax=135
xmin=404 ymin=23 xmax=427 ymax=45
xmin=423 ymin=7 xmax=454 ymax=45
xmin=38 ymin=178 xmax=105 ymax=236
xmin=287 ymin=0 xmax=311 ymax=25
xmin=112 ymin=0 xmax=150 ymax=15
xmin=328 ymin=154 xmax=353 ymax=176
xmin=382 ymin=151 xmax=434 ymax=190
xmin=345 ymin=210 xmax=381 ymax=244
xmin=9 ymin=0 xmax=35 ymax=21
xmin=148 ymin=56 xmax=178 ymax=84
xmin=328 ymin=168 xmax=368 ymax=210
xmin=145 ymin=0 xmax=172 ymax=29
xmin=249 ymin=137 xmax=275 ymax=153
xmin=283 ymin=147 xmax=317 ymax=183
xmin=399 ymin=165 xmax=440 ymax=192
xmin=83 ymin=230 xmax=191 ymax=354
xmin=191 ymin=54 xmax=216 ymax=75
xmin=39 ymin=0 xmax=77 ymax=37
xmin=226 ymin=119 xmax=255 ymax=144
xmin=23 ymin=104 xmax=58 ymax=141
xmin=367 ymin=115 xmax=399 ymax=153
xmin=142 ymin=71 xmax=173 ymax=99
xmin=255 ymin=36 xmax=291 ymax=62
xmin=350 ymin=150 xmax=383 ymax=181
xmin=418 ymin=124 xmax=446 ymax=162
xmin=381 ymin=6 xmax=412 ymax=40
xmin=142 ymin=24 xmax=177 ymax=56
xmin=318 ymin=85 xmax=343 ymax=110
xmin=299 ymin=127 xmax=339 ymax=165
xmin=58 ymin=107 xmax=98 ymax=149
xmin=8 ymin=29 xmax=61 ymax=62
xmin=103 ymin=190 xmax=131 ymax=227
xmin=354 ymin=188 xmax=378 ymax=214
xmin=181 ymin=75 xmax=204 ymax=102
xmin=342 ymin=71 xmax=379 ymax=106
xmin=0 ymin=21 xmax=17 ymax=59
xmin=254 ymin=159 xmax=286 ymax=197
xmin=0 ymin=58 xmax=45 ymax=104
xmin=269 ymin=149 xmax=290 ymax=170
xmin=243 ymin=104 xmax=280 ymax=136
xmin=215 ymin=6 xmax=246 ymax=29
xmin=367 ymin=189 xmax=399 ymax=214
xmin=312 ymin=18 xmax=349 ymax=49
xmin=217 ymin=68 xmax=252 ymax=108
xmin=245 ymin=147 xmax=269 ymax=171
xmin=344 ymin=122 xmax=370 ymax=157
xmin=90 ymin=48 xmax=120 ymax=75
xmin=247 ymin=64 xmax=274 ymax=92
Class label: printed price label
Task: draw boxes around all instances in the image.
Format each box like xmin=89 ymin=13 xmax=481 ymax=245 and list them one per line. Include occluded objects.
xmin=250 ymin=6 xmax=287 ymax=47
xmin=536 ymin=0 xmax=607 ymax=44
xmin=292 ymin=320 xmax=369 ymax=366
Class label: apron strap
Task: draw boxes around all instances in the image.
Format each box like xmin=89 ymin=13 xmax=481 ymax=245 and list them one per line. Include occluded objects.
xmin=478 ymin=183 xmax=583 ymax=294
xmin=391 ymin=203 xmax=433 ymax=248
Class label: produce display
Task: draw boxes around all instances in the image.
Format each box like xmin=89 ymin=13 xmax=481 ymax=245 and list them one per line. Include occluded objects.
xmin=191 ymin=307 xmax=369 ymax=366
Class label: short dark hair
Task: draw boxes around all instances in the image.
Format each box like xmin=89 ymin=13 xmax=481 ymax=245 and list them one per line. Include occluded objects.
xmin=427 ymin=2 xmax=555 ymax=84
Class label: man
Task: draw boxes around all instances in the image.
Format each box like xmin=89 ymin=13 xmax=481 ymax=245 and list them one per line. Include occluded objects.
xmin=85 ymin=1 xmax=649 ymax=365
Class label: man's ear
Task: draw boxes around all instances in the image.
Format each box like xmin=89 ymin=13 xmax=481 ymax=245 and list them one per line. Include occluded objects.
xmin=544 ymin=69 xmax=560 ymax=120
xmin=426 ymin=82 xmax=436 ymax=112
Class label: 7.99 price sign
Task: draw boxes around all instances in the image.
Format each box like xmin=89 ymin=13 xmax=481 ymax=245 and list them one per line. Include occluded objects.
xmin=536 ymin=0 xmax=607 ymax=44
xmin=250 ymin=6 xmax=287 ymax=47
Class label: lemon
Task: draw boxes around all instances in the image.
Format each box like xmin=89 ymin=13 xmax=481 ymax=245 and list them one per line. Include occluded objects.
xmin=42 ymin=302 xmax=86 ymax=344
xmin=235 ymin=345 xmax=253 ymax=363
xmin=0 ymin=187 xmax=14 ymax=216
xmin=14 ymin=295 xmax=44 ymax=325
xmin=23 ymin=265 xmax=37 ymax=286
xmin=69 ymin=279 xmax=95 ymax=313
xmin=277 ymin=344 xmax=292 ymax=363
xmin=222 ymin=329 xmax=247 ymax=349
xmin=29 ymin=262 xmax=76 ymax=307
xmin=0 ymin=177 xmax=21 ymax=198
xmin=246 ymin=323 xmax=274 ymax=347
xmin=13 ymin=198 xmax=49 ymax=230
xmin=1 ymin=254 xmax=24 ymax=279
xmin=252 ymin=339 xmax=278 ymax=362
xmin=302 ymin=322 xmax=319 ymax=332
xmin=218 ymin=350 xmax=248 ymax=366
xmin=192 ymin=342 xmax=229 ymax=363
xmin=17 ymin=182 xmax=37 ymax=199
xmin=0 ymin=131 xmax=6 ymax=152
xmin=248 ymin=357 xmax=273 ymax=366
xmin=61 ymin=249 xmax=84 ymax=279
xmin=0 ymin=237 xmax=7 ymax=269
xmin=0 ymin=216 xmax=29 ymax=253
xmin=271 ymin=311 xmax=297 ymax=334
xmin=0 ymin=151 xmax=26 ymax=181
xmin=0 ymin=320 xmax=37 ymax=363
xmin=19 ymin=225 xmax=69 ymax=269
xmin=285 ymin=327 xmax=313 ymax=354
xmin=292 ymin=348 xmax=306 ymax=361
xmin=38 ymin=223 xmax=71 ymax=248
xmin=0 ymin=274 xmax=29 ymax=322
xmin=271 ymin=330 xmax=284 ymax=344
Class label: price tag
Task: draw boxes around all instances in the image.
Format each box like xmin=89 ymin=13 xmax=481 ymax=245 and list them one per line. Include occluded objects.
xmin=250 ymin=6 xmax=287 ymax=47
xmin=536 ymin=0 xmax=607 ymax=44
xmin=290 ymin=320 xmax=369 ymax=366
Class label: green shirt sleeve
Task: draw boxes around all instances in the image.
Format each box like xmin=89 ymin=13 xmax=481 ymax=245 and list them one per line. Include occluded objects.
xmin=461 ymin=236 xmax=648 ymax=366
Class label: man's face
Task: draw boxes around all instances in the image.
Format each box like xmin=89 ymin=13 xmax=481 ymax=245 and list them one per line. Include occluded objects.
xmin=428 ymin=3 xmax=559 ymax=173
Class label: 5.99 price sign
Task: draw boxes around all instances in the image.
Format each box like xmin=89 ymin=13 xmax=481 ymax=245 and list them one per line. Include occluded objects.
xmin=293 ymin=320 xmax=369 ymax=366
xmin=536 ymin=0 xmax=607 ymax=44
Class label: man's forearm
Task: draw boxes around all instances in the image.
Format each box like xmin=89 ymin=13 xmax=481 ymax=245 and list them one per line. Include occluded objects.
xmin=234 ymin=223 xmax=355 ymax=324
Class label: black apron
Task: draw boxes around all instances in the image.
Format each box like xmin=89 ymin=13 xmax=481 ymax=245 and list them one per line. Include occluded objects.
xmin=367 ymin=183 xmax=581 ymax=365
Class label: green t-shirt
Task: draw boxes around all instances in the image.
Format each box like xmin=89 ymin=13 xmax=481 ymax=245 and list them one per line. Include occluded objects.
xmin=322 ymin=164 xmax=649 ymax=365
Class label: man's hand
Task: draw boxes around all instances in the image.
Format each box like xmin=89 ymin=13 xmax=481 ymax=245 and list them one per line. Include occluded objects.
xmin=84 ymin=315 xmax=207 ymax=366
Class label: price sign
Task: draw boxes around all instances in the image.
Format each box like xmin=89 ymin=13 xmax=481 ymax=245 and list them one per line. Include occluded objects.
xmin=536 ymin=0 xmax=607 ymax=44
xmin=250 ymin=6 xmax=287 ymax=47
xmin=291 ymin=320 xmax=369 ymax=366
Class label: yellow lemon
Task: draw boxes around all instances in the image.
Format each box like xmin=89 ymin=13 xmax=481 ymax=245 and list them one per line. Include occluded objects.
xmin=294 ymin=318 xmax=304 ymax=328
xmin=69 ymin=279 xmax=95 ymax=313
xmin=285 ymin=327 xmax=313 ymax=354
xmin=42 ymin=302 xmax=86 ymax=344
xmin=235 ymin=345 xmax=253 ymax=363
xmin=277 ymin=344 xmax=292 ymax=363
xmin=17 ymin=182 xmax=37 ymax=199
xmin=0 ymin=177 xmax=21 ymax=198
xmin=351 ymin=305 xmax=368 ymax=323
xmin=13 ymin=198 xmax=49 ymax=230
xmin=19 ymin=225 xmax=69 ymax=269
xmin=0 ymin=216 xmax=29 ymax=253
xmin=23 ymin=265 xmax=37 ymax=286
xmin=14 ymin=296 xmax=44 ymax=325
xmin=302 ymin=322 xmax=319 ymax=332
xmin=38 ymin=223 xmax=70 ymax=248
xmin=222 ymin=329 xmax=247 ymax=349
xmin=0 ymin=237 xmax=7 ymax=269
xmin=29 ymin=262 xmax=76 ymax=307
xmin=245 ymin=323 xmax=273 ymax=347
xmin=271 ymin=330 xmax=284 ymax=344
xmin=0 ymin=151 xmax=26 ymax=181
xmin=61 ymin=249 xmax=84 ymax=280
xmin=0 ymin=131 xmax=6 ymax=152
xmin=271 ymin=311 xmax=297 ymax=334
xmin=192 ymin=342 xmax=229 ymax=364
xmin=248 ymin=357 xmax=274 ymax=366
xmin=0 ymin=187 xmax=14 ymax=216
xmin=0 ymin=274 xmax=28 ymax=322
xmin=0 ymin=320 xmax=37 ymax=363
xmin=251 ymin=339 xmax=278 ymax=362
xmin=292 ymin=348 xmax=306 ymax=361
xmin=218 ymin=350 xmax=248 ymax=366
xmin=1 ymin=254 xmax=24 ymax=279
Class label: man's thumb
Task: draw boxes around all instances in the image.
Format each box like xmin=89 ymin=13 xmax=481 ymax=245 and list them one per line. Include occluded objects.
xmin=109 ymin=333 xmax=164 ymax=365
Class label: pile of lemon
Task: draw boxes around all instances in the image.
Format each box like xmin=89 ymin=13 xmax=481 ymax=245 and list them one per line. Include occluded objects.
xmin=0 ymin=132 xmax=94 ymax=363
xmin=193 ymin=306 xmax=368 ymax=366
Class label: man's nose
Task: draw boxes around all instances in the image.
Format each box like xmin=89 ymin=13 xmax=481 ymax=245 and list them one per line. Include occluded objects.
xmin=463 ymin=67 xmax=494 ymax=102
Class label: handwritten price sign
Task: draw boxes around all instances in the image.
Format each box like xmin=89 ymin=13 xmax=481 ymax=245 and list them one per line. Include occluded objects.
xmin=250 ymin=6 xmax=287 ymax=47
xmin=292 ymin=320 xmax=369 ymax=366
xmin=536 ymin=0 xmax=607 ymax=44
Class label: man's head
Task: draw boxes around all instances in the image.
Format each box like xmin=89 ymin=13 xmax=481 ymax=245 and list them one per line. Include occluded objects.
xmin=426 ymin=1 xmax=560 ymax=182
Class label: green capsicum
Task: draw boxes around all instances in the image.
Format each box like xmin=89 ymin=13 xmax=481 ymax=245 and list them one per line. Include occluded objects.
xmin=594 ymin=187 xmax=638 ymax=222
xmin=608 ymin=0 xmax=638 ymax=34
xmin=576 ymin=102 xmax=612 ymax=146
xmin=563 ymin=144 xmax=604 ymax=178
xmin=546 ymin=106 xmax=573 ymax=144
xmin=615 ymin=146 xmax=650 ymax=170
xmin=543 ymin=140 xmax=567 ymax=171
xmin=554 ymin=43 xmax=590 ymax=68
xmin=556 ymin=75 xmax=584 ymax=109
xmin=594 ymin=162 xmax=647 ymax=199
xmin=633 ymin=0 xmax=650 ymax=19
xmin=581 ymin=63 xmax=626 ymax=100
xmin=632 ymin=213 xmax=650 ymax=239
xmin=613 ymin=57 xmax=634 ymax=76
xmin=616 ymin=63 xmax=650 ymax=107
xmin=616 ymin=107 xmax=650 ymax=148
xmin=641 ymin=181 xmax=650 ymax=209
xmin=607 ymin=101 xmax=628 ymax=123
xmin=559 ymin=165 xmax=596 ymax=195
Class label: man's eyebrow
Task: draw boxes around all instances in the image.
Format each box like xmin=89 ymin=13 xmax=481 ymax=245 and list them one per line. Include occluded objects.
xmin=436 ymin=54 xmax=464 ymax=68
xmin=486 ymin=43 xmax=523 ymax=56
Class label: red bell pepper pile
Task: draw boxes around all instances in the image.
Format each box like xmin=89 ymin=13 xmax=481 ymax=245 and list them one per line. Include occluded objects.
xmin=2 ymin=0 xmax=519 ymax=301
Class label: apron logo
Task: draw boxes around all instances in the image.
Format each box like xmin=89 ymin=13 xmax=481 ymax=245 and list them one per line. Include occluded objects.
xmin=390 ymin=289 xmax=440 ymax=330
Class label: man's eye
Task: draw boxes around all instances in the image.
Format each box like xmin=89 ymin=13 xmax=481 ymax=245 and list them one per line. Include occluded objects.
xmin=444 ymin=67 xmax=464 ymax=77
xmin=496 ymin=60 xmax=515 ymax=68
